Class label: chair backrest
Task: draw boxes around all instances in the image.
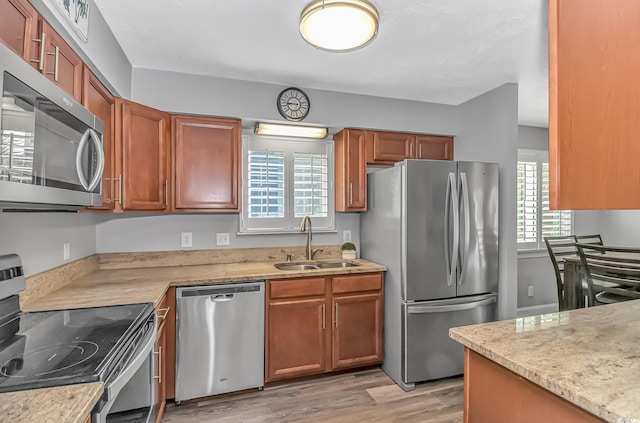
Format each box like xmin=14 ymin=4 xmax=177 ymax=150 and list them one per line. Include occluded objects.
xmin=575 ymin=234 xmax=604 ymax=249
xmin=543 ymin=235 xmax=578 ymax=311
xmin=575 ymin=243 xmax=640 ymax=306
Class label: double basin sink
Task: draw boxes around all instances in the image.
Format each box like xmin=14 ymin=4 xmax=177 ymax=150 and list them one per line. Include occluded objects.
xmin=274 ymin=260 xmax=360 ymax=271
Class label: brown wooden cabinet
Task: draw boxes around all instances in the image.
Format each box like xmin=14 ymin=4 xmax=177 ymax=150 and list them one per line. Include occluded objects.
xmin=266 ymin=273 xmax=383 ymax=383
xmin=334 ymin=129 xmax=367 ymax=212
xmin=414 ymin=134 xmax=453 ymax=160
xmin=172 ymin=115 xmax=241 ymax=211
xmin=153 ymin=288 xmax=176 ymax=419
xmin=549 ymin=0 xmax=640 ymax=209
xmin=365 ymin=130 xmax=453 ymax=164
xmin=464 ymin=348 xmax=605 ymax=423
xmin=82 ymin=67 xmax=116 ymax=210
xmin=0 ymin=0 xmax=39 ymax=65
xmin=331 ymin=274 xmax=383 ymax=370
xmin=40 ymin=20 xmax=83 ymax=101
xmin=115 ymin=99 xmax=171 ymax=211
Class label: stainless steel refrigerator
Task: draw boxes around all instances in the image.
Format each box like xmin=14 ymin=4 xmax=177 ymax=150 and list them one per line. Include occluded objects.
xmin=360 ymin=159 xmax=499 ymax=391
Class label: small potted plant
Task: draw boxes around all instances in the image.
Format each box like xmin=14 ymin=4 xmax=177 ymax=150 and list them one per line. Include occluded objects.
xmin=341 ymin=242 xmax=357 ymax=259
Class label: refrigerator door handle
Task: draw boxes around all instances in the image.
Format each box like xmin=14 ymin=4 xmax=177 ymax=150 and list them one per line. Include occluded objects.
xmin=458 ymin=172 xmax=471 ymax=285
xmin=444 ymin=172 xmax=459 ymax=287
xmin=407 ymin=296 xmax=496 ymax=314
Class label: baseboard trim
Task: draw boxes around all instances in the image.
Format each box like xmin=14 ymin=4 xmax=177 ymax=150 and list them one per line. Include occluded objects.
xmin=516 ymin=303 xmax=558 ymax=318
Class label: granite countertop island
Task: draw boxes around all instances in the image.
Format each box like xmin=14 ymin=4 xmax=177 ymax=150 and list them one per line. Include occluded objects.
xmin=450 ymin=300 xmax=640 ymax=423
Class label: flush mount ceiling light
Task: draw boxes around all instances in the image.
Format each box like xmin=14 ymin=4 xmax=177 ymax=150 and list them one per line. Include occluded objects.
xmin=299 ymin=0 xmax=379 ymax=52
xmin=255 ymin=122 xmax=328 ymax=139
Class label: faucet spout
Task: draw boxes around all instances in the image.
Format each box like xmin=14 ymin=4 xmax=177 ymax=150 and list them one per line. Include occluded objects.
xmin=300 ymin=216 xmax=313 ymax=260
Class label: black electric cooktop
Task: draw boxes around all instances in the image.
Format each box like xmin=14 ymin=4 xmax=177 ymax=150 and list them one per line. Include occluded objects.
xmin=0 ymin=300 xmax=153 ymax=393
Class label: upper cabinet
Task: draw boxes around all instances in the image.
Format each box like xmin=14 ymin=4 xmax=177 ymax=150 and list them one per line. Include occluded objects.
xmin=334 ymin=128 xmax=367 ymax=212
xmin=82 ymin=66 xmax=116 ymax=210
xmin=172 ymin=115 xmax=241 ymax=211
xmin=116 ymin=99 xmax=171 ymax=212
xmin=549 ymin=0 xmax=640 ymax=209
xmin=40 ymin=20 xmax=82 ymax=101
xmin=365 ymin=130 xmax=453 ymax=165
xmin=0 ymin=0 xmax=38 ymax=64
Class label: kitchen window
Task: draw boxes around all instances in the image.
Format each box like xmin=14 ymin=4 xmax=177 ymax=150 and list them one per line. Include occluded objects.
xmin=240 ymin=134 xmax=334 ymax=233
xmin=517 ymin=149 xmax=572 ymax=251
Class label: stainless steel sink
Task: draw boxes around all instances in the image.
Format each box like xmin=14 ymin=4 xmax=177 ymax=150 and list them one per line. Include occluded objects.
xmin=274 ymin=261 xmax=360 ymax=271
xmin=315 ymin=262 xmax=359 ymax=268
xmin=274 ymin=263 xmax=319 ymax=271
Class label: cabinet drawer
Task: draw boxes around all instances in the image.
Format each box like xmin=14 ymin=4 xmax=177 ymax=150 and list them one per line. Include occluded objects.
xmin=332 ymin=274 xmax=382 ymax=294
xmin=269 ymin=278 xmax=326 ymax=299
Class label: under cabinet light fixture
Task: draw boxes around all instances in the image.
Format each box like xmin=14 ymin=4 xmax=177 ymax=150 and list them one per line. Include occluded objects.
xmin=299 ymin=0 xmax=379 ymax=52
xmin=254 ymin=122 xmax=328 ymax=139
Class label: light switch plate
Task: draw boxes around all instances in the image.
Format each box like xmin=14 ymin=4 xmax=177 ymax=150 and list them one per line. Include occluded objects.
xmin=527 ymin=285 xmax=534 ymax=297
xmin=216 ymin=233 xmax=230 ymax=246
xmin=181 ymin=232 xmax=193 ymax=248
xmin=343 ymin=230 xmax=352 ymax=243
xmin=63 ymin=242 xmax=70 ymax=261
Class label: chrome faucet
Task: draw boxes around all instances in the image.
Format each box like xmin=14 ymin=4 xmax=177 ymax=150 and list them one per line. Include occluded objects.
xmin=300 ymin=216 xmax=313 ymax=260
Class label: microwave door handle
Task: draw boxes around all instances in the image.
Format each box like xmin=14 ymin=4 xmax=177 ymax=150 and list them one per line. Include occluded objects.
xmin=75 ymin=129 xmax=91 ymax=190
xmin=86 ymin=129 xmax=105 ymax=192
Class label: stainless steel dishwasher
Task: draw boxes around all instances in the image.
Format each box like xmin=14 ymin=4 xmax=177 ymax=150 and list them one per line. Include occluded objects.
xmin=175 ymin=281 xmax=264 ymax=402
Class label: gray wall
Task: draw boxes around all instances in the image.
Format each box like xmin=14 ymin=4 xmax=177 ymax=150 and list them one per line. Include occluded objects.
xmin=457 ymin=83 xmax=519 ymax=320
xmin=0 ymin=213 xmax=102 ymax=276
xmin=28 ymin=0 xmax=132 ymax=97
xmin=96 ymin=213 xmax=359 ymax=254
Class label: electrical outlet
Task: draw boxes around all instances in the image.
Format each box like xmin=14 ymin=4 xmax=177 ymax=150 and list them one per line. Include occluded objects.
xmin=181 ymin=232 xmax=193 ymax=248
xmin=63 ymin=242 xmax=70 ymax=261
xmin=343 ymin=230 xmax=352 ymax=243
xmin=216 ymin=233 xmax=230 ymax=246
xmin=527 ymin=285 xmax=534 ymax=297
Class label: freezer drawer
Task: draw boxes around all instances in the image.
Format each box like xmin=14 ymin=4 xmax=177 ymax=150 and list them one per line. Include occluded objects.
xmin=176 ymin=282 xmax=265 ymax=401
xmin=402 ymin=294 xmax=496 ymax=384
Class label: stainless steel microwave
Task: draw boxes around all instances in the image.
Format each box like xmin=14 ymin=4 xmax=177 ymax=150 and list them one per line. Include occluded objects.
xmin=0 ymin=43 xmax=104 ymax=210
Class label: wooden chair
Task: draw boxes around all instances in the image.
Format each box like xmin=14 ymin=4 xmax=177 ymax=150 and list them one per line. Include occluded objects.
xmin=575 ymin=243 xmax=640 ymax=306
xmin=544 ymin=235 xmax=579 ymax=311
xmin=575 ymin=234 xmax=603 ymax=245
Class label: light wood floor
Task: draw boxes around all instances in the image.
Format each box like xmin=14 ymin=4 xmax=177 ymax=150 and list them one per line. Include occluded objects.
xmin=163 ymin=369 xmax=463 ymax=423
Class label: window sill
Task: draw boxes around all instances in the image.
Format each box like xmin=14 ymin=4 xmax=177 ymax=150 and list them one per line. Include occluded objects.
xmin=237 ymin=228 xmax=338 ymax=236
xmin=517 ymin=250 xmax=549 ymax=259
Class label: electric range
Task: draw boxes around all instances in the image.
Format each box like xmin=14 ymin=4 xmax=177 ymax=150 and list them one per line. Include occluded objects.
xmin=0 ymin=254 xmax=157 ymax=423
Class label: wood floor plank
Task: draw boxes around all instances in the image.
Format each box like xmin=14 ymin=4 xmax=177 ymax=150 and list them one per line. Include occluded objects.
xmin=163 ymin=369 xmax=463 ymax=423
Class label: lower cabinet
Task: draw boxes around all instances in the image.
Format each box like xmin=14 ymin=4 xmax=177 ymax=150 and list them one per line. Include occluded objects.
xmin=153 ymin=288 xmax=175 ymax=422
xmin=266 ymin=273 xmax=383 ymax=383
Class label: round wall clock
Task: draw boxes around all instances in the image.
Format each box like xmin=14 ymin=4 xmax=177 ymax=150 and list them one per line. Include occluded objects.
xmin=276 ymin=87 xmax=310 ymax=122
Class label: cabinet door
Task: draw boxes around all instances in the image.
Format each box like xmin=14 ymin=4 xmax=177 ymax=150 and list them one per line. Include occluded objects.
xmin=0 ymin=0 xmax=39 ymax=65
xmin=153 ymin=321 xmax=167 ymax=423
xmin=172 ymin=115 xmax=240 ymax=210
xmin=266 ymin=298 xmax=327 ymax=381
xmin=41 ymin=20 xmax=82 ymax=101
xmin=334 ymin=129 xmax=366 ymax=211
xmin=332 ymin=292 xmax=383 ymax=370
xmin=366 ymin=130 xmax=413 ymax=164
xmin=82 ymin=67 xmax=116 ymax=210
xmin=119 ymin=99 xmax=170 ymax=211
xmin=415 ymin=134 xmax=453 ymax=160
xmin=549 ymin=0 xmax=640 ymax=209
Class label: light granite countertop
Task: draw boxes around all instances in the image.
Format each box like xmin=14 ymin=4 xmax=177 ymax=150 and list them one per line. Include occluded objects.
xmin=450 ymin=300 xmax=640 ymax=423
xmin=23 ymin=258 xmax=386 ymax=311
xmin=0 ymin=382 xmax=103 ymax=423
xmin=8 ymin=256 xmax=385 ymax=422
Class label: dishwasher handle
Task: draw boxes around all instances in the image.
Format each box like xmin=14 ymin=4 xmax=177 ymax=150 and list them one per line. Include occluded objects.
xmin=210 ymin=294 xmax=234 ymax=302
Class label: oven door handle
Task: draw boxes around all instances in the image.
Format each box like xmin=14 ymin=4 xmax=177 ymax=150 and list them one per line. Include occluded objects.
xmin=106 ymin=316 xmax=157 ymax=400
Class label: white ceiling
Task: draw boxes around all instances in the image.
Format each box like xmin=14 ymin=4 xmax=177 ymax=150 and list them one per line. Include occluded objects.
xmin=93 ymin=0 xmax=549 ymax=127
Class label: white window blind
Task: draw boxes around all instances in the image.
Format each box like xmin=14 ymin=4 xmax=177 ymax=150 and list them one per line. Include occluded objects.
xmin=517 ymin=149 xmax=572 ymax=251
xmin=241 ymin=135 xmax=334 ymax=233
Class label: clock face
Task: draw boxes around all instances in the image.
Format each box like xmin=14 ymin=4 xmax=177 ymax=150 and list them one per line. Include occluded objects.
xmin=277 ymin=88 xmax=310 ymax=122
